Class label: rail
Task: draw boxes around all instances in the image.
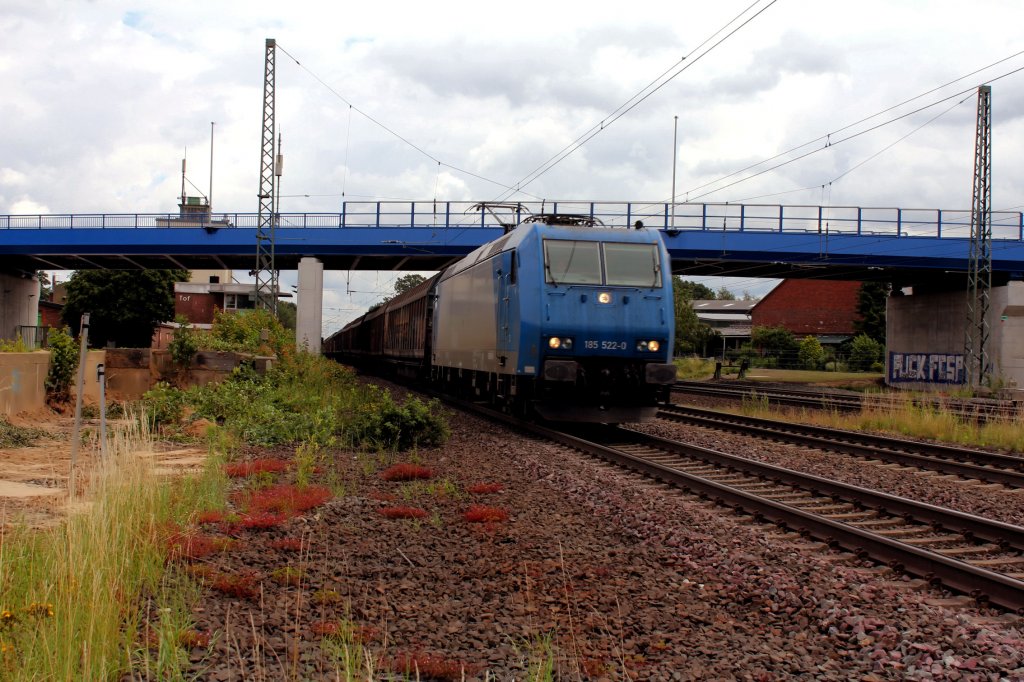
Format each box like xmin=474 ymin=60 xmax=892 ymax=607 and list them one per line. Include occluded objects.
xmin=1 ymin=201 xmax=1022 ymax=240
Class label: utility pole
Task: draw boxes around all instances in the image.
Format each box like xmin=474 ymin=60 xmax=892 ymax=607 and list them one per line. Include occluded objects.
xmin=965 ymin=85 xmax=992 ymax=389
xmin=254 ymin=38 xmax=278 ymax=313
xmin=671 ymin=115 xmax=678 ymax=230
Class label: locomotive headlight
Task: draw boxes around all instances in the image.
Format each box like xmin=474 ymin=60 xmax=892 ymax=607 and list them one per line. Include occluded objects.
xmin=597 ymin=292 xmax=612 ymax=304
xmin=548 ymin=336 xmax=574 ymax=350
xmin=636 ymin=339 xmax=661 ymax=352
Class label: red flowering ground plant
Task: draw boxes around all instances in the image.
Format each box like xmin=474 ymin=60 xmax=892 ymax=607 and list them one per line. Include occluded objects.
xmin=223 ymin=458 xmax=291 ymax=478
xmin=378 ymin=506 xmax=428 ymax=520
xmin=209 ymin=571 xmax=259 ymax=600
xmin=195 ymin=510 xmax=226 ymax=525
xmin=164 ymin=527 xmax=235 ymax=561
xmin=178 ymin=629 xmax=211 ymax=649
xmin=467 ymin=482 xmax=504 ymax=495
xmin=237 ymin=511 xmax=289 ymax=531
xmin=268 ymin=537 xmax=304 ymax=552
xmin=233 ymin=484 xmax=332 ymax=516
xmin=390 ymin=652 xmax=477 ymax=680
xmin=463 ymin=505 xmax=509 ymax=523
xmin=310 ymin=620 xmax=339 ymax=637
xmin=380 ymin=463 xmax=434 ymax=481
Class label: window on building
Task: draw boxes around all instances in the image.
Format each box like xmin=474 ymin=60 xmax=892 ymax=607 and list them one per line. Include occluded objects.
xmin=224 ymin=293 xmax=255 ymax=310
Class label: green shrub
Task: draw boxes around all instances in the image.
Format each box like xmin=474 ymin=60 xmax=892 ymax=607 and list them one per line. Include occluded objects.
xmin=168 ymin=315 xmax=199 ymax=367
xmin=797 ymin=336 xmax=826 ymax=370
xmin=199 ymin=308 xmax=293 ymax=359
xmin=0 ymin=335 xmax=29 ymax=352
xmin=142 ymin=382 xmax=187 ymax=426
xmin=849 ymin=333 xmax=885 ymax=372
xmin=45 ymin=327 xmax=78 ymax=402
xmin=349 ymin=395 xmax=449 ymax=451
xmin=0 ymin=418 xmax=46 ymax=447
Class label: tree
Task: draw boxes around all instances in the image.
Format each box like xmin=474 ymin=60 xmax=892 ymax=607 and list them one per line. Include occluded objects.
xmin=61 ymin=269 xmax=188 ymax=348
xmin=676 ymin=280 xmax=716 ymax=301
xmin=751 ymin=325 xmax=799 ymax=367
xmin=672 ymin=276 xmax=719 ymax=356
xmin=36 ymin=271 xmax=52 ymax=301
xmin=715 ymin=286 xmax=736 ymax=301
xmin=276 ymin=300 xmax=297 ymax=331
xmin=394 ymin=274 xmax=427 ymax=296
xmin=848 ymin=333 xmax=884 ymax=371
xmin=854 ymin=281 xmax=890 ymax=343
xmin=797 ymin=335 xmax=826 ymax=370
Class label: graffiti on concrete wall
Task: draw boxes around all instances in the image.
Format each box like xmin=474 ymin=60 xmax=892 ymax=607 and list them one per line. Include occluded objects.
xmin=888 ymin=352 xmax=965 ymax=384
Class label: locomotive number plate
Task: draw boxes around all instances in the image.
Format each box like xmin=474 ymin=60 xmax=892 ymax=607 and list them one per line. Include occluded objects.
xmin=584 ymin=340 xmax=627 ymax=350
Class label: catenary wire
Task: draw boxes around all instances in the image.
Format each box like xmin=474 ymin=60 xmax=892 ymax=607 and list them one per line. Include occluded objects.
xmin=720 ymin=93 xmax=973 ymax=204
xmin=275 ymin=43 xmax=542 ymax=199
xmin=494 ymin=0 xmax=780 ymax=201
xmin=680 ymin=59 xmax=1024 ymax=202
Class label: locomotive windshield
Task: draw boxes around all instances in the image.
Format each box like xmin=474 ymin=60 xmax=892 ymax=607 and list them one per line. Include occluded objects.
xmin=543 ymin=239 xmax=661 ymax=287
xmin=543 ymin=240 xmax=602 ymax=285
xmin=603 ymin=242 xmax=662 ymax=287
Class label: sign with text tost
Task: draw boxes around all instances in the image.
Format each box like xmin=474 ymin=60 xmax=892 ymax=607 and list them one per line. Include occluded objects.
xmin=889 ymin=352 xmax=965 ymax=384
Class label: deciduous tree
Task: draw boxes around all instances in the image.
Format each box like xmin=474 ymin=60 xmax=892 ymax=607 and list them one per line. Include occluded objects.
xmin=61 ymin=269 xmax=188 ymax=348
xmin=855 ymin=281 xmax=890 ymax=343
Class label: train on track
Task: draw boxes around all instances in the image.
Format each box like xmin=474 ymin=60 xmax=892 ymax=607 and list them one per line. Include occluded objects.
xmin=323 ymin=214 xmax=677 ymax=422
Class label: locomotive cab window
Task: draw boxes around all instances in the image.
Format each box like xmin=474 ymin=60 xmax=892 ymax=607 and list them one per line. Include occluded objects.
xmin=603 ymin=242 xmax=661 ymax=287
xmin=543 ymin=240 xmax=601 ymax=285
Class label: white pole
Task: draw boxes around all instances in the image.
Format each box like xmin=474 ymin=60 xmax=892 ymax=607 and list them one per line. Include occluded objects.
xmin=97 ymin=363 xmax=106 ymax=459
xmin=671 ymin=115 xmax=678 ymax=229
xmin=209 ymin=121 xmax=215 ymax=210
xmin=69 ymin=313 xmax=90 ymax=499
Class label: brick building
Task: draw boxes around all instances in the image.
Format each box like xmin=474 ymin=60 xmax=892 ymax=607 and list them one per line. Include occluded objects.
xmin=751 ymin=280 xmax=862 ymax=344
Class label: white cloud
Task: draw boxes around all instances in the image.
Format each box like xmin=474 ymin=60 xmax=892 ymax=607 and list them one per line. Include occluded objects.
xmin=2 ymin=0 xmax=1023 ymax=332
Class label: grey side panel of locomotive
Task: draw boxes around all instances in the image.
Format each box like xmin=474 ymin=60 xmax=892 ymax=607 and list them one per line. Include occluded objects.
xmin=432 ymin=257 xmax=502 ymax=373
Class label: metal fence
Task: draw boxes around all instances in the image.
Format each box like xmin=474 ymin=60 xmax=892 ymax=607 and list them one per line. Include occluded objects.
xmin=1 ymin=202 xmax=1021 ymax=240
xmin=16 ymin=326 xmax=52 ymax=349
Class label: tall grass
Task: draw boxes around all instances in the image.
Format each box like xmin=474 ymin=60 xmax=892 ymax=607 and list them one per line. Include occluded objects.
xmin=673 ymin=356 xmax=714 ymax=380
xmin=737 ymin=395 xmax=1024 ymax=451
xmin=0 ymin=416 xmax=225 ymax=680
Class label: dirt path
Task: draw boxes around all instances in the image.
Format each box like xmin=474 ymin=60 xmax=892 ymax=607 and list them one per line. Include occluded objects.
xmin=0 ymin=410 xmax=206 ymax=528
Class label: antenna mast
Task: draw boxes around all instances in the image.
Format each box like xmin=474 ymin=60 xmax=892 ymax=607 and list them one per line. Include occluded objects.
xmin=965 ymin=84 xmax=993 ymax=388
xmin=254 ymin=38 xmax=278 ymax=313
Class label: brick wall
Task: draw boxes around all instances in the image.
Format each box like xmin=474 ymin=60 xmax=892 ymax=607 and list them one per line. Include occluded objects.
xmin=752 ymin=280 xmax=861 ymax=335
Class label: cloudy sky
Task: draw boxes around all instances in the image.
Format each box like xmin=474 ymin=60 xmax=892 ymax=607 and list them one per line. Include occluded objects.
xmin=3 ymin=0 xmax=1023 ymax=333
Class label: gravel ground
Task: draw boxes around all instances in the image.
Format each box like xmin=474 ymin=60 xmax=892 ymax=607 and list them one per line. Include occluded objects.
xmin=628 ymin=418 xmax=1024 ymax=527
xmin=169 ymin=405 xmax=1024 ymax=681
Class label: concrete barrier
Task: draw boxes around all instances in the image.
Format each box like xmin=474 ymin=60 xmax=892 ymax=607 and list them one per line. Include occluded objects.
xmin=0 ymin=352 xmax=49 ymax=415
xmin=0 ymin=347 xmax=272 ymax=409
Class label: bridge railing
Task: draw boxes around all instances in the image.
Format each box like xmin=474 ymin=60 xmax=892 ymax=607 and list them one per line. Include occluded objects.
xmin=1 ymin=202 xmax=1021 ymax=240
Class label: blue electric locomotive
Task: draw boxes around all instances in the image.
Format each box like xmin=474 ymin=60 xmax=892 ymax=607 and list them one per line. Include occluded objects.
xmin=325 ymin=214 xmax=677 ymax=423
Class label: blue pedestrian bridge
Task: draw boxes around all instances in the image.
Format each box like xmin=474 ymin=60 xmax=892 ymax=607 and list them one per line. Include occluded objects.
xmin=2 ymin=201 xmax=1023 ymax=285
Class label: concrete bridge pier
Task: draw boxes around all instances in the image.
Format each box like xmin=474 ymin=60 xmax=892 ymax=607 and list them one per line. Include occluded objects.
xmin=296 ymin=257 xmax=323 ymax=354
xmin=886 ymin=281 xmax=1024 ymax=392
xmin=0 ymin=271 xmax=41 ymax=343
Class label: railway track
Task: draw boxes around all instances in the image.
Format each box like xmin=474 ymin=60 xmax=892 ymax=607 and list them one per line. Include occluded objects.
xmin=657 ymin=403 xmax=1024 ymax=488
xmin=672 ymin=380 xmax=1022 ymax=422
xmin=443 ymin=397 xmax=1024 ymax=612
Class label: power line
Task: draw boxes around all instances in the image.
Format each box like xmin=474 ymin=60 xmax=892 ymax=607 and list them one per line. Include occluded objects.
xmin=493 ymin=0 xmax=780 ymax=202
xmin=721 ymin=93 xmax=974 ymax=203
xmin=275 ymin=43 xmax=542 ymax=199
xmin=680 ymin=55 xmax=1024 ymax=202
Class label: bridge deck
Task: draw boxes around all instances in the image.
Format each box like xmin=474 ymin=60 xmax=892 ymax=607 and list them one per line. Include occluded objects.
xmin=2 ymin=201 xmax=1022 ymax=283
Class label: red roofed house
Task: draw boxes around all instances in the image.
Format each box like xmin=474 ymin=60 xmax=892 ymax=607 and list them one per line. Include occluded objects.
xmin=751 ymin=280 xmax=861 ymax=345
